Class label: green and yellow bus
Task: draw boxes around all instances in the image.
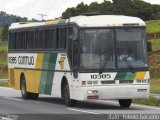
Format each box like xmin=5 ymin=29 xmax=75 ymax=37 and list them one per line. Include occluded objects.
xmin=8 ymin=15 xmax=150 ymax=107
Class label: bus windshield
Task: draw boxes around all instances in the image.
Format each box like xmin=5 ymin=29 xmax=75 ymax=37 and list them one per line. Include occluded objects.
xmin=79 ymin=28 xmax=147 ymax=70
xmin=80 ymin=29 xmax=115 ymax=69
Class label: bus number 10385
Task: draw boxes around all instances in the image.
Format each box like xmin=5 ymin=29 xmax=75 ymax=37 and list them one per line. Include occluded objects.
xmin=91 ymin=74 xmax=111 ymax=79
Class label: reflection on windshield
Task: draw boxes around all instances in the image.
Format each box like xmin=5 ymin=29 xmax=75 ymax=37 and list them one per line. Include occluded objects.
xmin=116 ymin=28 xmax=147 ymax=68
xmin=80 ymin=29 xmax=115 ymax=69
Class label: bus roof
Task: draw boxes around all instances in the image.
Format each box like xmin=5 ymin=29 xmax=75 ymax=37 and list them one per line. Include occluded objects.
xmin=69 ymin=15 xmax=146 ymax=27
xmin=9 ymin=15 xmax=145 ymax=30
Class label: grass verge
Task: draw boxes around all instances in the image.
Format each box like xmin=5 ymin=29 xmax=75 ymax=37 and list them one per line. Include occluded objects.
xmin=0 ymin=70 xmax=8 ymax=79
xmin=150 ymin=78 xmax=160 ymax=94
xmin=133 ymin=96 xmax=160 ymax=106
xmin=150 ymin=39 xmax=160 ymax=52
xmin=0 ymin=46 xmax=7 ymax=65
xmin=0 ymin=81 xmax=8 ymax=87
xmin=146 ymin=20 xmax=160 ymax=33
xmin=0 ymin=45 xmax=8 ymax=79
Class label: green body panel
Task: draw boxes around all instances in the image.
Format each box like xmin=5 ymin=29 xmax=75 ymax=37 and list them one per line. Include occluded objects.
xmin=115 ymin=72 xmax=135 ymax=80
xmin=39 ymin=53 xmax=57 ymax=95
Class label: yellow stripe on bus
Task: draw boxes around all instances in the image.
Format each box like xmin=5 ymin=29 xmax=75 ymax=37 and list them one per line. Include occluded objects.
xmin=25 ymin=53 xmax=44 ymax=93
xmin=135 ymin=71 xmax=146 ymax=80
xmin=25 ymin=70 xmax=35 ymax=92
xmin=34 ymin=53 xmax=44 ymax=93
xmin=14 ymin=69 xmax=25 ymax=90
xmin=36 ymin=53 xmax=44 ymax=69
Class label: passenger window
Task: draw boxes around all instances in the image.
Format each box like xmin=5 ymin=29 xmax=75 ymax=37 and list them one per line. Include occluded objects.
xmin=9 ymin=32 xmax=16 ymax=50
xmin=35 ymin=30 xmax=45 ymax=50
xmin=26 ymin=31 xmax=34 ymax=50
xmin=45 ymin=29 xmax=56 ymax=50
xmin=56 ymin=27 xmax=67 ymax=50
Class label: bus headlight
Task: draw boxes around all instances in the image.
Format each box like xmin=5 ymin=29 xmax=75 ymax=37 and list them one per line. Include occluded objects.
xmin=88 ymin=90 xmax=98 ymax=95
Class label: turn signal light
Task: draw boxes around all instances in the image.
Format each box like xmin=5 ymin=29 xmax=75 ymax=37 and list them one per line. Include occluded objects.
xmin=82 ymin=81 xmax=86 ymax=85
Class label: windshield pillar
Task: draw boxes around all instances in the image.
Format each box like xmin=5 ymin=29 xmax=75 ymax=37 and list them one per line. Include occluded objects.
xmin=68 ymin=25 xmax=79 ymax=70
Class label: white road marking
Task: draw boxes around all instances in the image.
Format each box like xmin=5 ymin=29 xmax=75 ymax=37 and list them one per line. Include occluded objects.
xmin=3 ymin=97 xmax=23 ymax=102
xmin=67 ymin=108 xmax=101 ymax=115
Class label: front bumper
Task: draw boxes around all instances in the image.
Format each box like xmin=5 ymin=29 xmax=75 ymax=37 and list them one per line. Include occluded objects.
xmin=79 ymin=84 xmax=149 ymax=100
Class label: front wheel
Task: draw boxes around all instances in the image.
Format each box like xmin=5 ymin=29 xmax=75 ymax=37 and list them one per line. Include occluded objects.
xmin=118 ymin=99 xmax=132 ymax=108
xmin=63 ymin=82 xmax=77 ymax=107
xmin=21 ymin=76 xmax=39 ymax=100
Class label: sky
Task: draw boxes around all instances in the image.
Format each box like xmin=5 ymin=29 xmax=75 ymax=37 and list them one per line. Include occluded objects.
xmin=0 ymin=0 xmax=160 ymax=20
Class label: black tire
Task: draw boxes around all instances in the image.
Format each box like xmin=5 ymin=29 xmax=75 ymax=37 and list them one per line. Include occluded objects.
xmin=20 ymin=75 xmax=39 ymax=100
xmin=119 ymin=99 xmax=132 ymax=108
xmin=30 ymin=93 xmax=39 ymax=100
xmin=63 ymin=82 xmax=77 ymax=107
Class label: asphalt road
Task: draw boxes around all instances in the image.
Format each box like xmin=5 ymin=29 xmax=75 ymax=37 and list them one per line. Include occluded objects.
xmin=0 ymin=87 xmax=160 ymax=120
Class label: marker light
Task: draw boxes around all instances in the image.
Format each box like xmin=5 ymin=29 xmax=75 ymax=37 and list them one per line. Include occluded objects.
xmin=82 ymin=81 xmax=86 ymax=85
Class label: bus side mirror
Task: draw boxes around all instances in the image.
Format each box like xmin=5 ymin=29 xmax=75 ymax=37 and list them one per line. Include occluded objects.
xmin=147 ymin=42 xmax=152 ymax=52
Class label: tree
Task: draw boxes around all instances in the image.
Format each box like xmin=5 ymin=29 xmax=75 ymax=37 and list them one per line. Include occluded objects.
xmin=62 ymin=7 xmax=77 ymax=19
xmin=0 ymin=11 xmax=38 ymax=27
xmin=1 ymin=25 xmax=8 ymax=42
xmin=76 ymin=2 xmax=89 ymax=15
xmin=61 ymin=0 xmax=160 ymax=21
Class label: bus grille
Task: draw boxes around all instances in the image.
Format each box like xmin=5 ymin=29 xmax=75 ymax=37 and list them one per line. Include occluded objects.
xmin=119 ymin=80 xmax=133 ymax=84
xmin=101 ymin=81 xmax=115 ymax=84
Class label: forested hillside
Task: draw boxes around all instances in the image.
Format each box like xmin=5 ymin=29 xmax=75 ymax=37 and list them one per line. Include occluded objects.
xmin=0 ymin=11 xmax=28 ymax=26
xmin=0 ymin=11 xmax=38 ymax=27
xmin=0 ymin=11 xmax=39 ymax=41
xmin=62 ymin=0 xmax=160 ymax=21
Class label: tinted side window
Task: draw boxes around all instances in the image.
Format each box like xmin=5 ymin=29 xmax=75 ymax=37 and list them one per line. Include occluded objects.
xmin=58 ymin=28 xmax=67 ymax=49
xmin=21 ymin=32 xmax=25 ymax=50
xmin=16 ymin=32 xmax=22 ymax=50
xmin=35 ymin=30 xmax=45 ymax=50
xmin=45 ymin=29 xmax=56 ymax=49
xmin=16 ymin=32 xmax=25 ymax=50
xmin=56 ymin=28 xmax=59 ymax=49
xmin=9 ymin=32 xmax=16 ymax=50
xmin=26 ymin=31 xmax=34 ymax=50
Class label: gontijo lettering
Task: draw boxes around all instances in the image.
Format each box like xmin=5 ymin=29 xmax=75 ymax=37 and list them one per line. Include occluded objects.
xmin=8 ymin=56 xmax=34 ymax=65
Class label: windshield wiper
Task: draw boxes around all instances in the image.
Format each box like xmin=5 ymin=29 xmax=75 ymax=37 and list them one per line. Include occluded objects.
xmin=121 ymin=56 xmax=135 ymax=73
xmin=99 ymin=51 xmax=112 ymax=74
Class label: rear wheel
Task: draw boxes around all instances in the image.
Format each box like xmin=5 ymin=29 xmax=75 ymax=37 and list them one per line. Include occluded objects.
xmin=63 ymin=82 xmax=77 ymax=107
xmin=21 ymin=75 xmax=39 ymax=100
xmin=118 ymin=99 xmax=132 ymax=108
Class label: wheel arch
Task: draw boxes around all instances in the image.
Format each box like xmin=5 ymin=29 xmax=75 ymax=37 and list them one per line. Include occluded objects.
xmin=20 ymin=72 xmax=25 ymax=89
xmin=61 ymin=76 xmax=68 ymax=98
